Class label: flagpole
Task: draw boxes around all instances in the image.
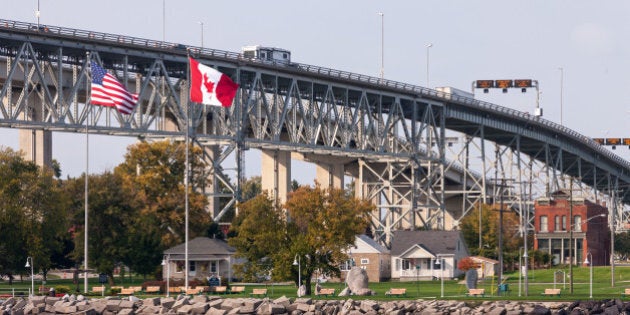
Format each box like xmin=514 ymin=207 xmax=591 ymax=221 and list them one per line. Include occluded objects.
xmin=184 ymin=52 xmax=190 ymax=291
xmin=84 ymin=53 xmax=90 ymax=294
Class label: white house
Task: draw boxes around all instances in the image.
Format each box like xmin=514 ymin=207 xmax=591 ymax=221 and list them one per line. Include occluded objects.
xmin=470 ymin=256 xmax=499 ymax=279
xmin=162 ymin=237 xmax=235 ymax=282
xmin=390 ymin=230 xmax=469 ymax=281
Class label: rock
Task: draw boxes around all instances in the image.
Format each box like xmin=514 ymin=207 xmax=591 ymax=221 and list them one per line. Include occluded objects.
xmin=208 ymin=307 xmax=228 ymax=315
xmin=345 ymin=267 xmax=369 ymax=294
xmin=529 ymin=305 xmax=551 ymax=315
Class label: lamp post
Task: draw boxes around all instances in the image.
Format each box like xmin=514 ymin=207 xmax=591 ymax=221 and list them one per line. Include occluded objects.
xmin=377 ymin=12 xmax=384 ymax=81
xmin=558 ymin=67 xmax=564 ymax=125
xmin=426 ymin=43 xmax=433 ymax=87
xmin=584 ymin=252 xmax=593 ymax=299
xmin=293 ymin=255 xmax=301 ymax=297
xmin=161 ymin=255 xmax=170 ymax=297
xmin=518 ymin=248 xmax=522 ymax=297
xmin=198 ymin=22 xmax=204 ymax=49
xmin=25 ymin=257 xmax=34 ymax=296
xmin=35 ymin=0 xmax=40 ymax=28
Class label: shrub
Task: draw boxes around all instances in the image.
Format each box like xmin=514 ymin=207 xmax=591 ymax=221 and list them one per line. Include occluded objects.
xmin=55 ymin=285 xmax=71 ymax=294
xmin=458 ymin=257 xmax=477 ymax=271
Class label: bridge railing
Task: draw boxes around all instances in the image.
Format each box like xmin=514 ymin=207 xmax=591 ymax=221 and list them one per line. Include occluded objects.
xmin=1 ymin=18 xmax=628 ymax=171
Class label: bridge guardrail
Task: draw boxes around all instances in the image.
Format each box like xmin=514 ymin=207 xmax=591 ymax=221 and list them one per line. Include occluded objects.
xmin=1 ymin=18 xmax=627 ymax=172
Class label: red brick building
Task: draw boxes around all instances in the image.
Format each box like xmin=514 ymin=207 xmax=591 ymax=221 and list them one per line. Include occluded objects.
xmin=534 ymin=190 xmax=610 ymax=266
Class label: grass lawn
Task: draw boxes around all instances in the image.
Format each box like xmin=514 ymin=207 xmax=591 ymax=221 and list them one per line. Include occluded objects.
xmin=2 ymin=265 xmax=630 ymax=300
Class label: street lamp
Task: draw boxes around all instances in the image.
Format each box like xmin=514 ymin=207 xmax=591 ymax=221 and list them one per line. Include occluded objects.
xmin=292 ymin=255 xmax=301 ymax=297
xmin=35 ymin=0 xmax=40 ymax=28
xmin=25 ymin=257 xmax=34 ymax=296
xmin=161 ymin=255 xmax=170 ymax=297
xmin=198 ymin=22 xmax=204 ymax=49
xmin=426 ymin=43 xmax=433 ymax=87
xmin=584 ymin=252 xmax=593 ymax=299
xmin=558 ymin=67 xmax=564 ymax=125
xmin=377 ymin=12 xmax=384 ymax=81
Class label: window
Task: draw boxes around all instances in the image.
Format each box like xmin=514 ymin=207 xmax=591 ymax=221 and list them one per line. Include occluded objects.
xmin=340 ymin=259 xmax=353 ymax=271
xmin=210 ymin=261 xmax=217 ymax=273
xmin=554 ymin=215 xmax=560 ymax=231
xmin=402 ymin=259 xmax=411 ymax=270
xmin=175 ymin=261 xmax=184 ymax=273
xmin=562 ymin=216 xmax=567 ymax=231
xmin=189 ymin=261 xmax=196 ymax=272
xmin=360 ymin=258 xmax=369 ymax=265
xmin=540 ymin=215 xmax=548 ymax=232
xmin=574 ymin=215 xmax=582 ymax=232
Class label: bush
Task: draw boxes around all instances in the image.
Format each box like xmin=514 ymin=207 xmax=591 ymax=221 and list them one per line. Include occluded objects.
xmin=110 ymin=287 xmax=121 ymax=295
xmin=55 ymin=285 xmax=71 ymax=294
xmin=458 ymin=257 xmax=477 ymax=271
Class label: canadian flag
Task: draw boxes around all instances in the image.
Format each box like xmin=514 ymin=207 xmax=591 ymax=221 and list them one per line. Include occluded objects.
xmin=189 ymin=57 xmax=238 ymax=107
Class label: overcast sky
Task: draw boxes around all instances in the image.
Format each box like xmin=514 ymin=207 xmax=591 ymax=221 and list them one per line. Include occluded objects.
xmin=2 ymin=0 xmax=630 ymax=181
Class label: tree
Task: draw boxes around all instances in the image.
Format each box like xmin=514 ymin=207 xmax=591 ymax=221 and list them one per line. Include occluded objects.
xmin=114 ymin=140 xmax=211 ymax=281
xmin=460 ymin=202 xmax=523 ymax=258
xmin=240 ymin=176 xmax=261 ymax=202
xmin=615 ymin=231 xmax=630 ymax=261
xmin=0 ymin=148 xmax=69 ymax=284
xmin=114 ymin=140 xmax=211 ymax=249
xmin=229 ymin=193 xmax=286 ymax=282
xmin=230 ymin=184 xmax=374 ymax=295
xmin=66 ymin=172 xmax=133 ymax=285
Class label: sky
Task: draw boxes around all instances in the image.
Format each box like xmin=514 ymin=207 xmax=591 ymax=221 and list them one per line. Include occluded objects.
xmin=2 ymin=0 xmax=630 ymax=181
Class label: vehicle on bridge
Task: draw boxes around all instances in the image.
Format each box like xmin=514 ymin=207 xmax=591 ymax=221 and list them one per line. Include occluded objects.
xmin=242 ymin=45 xmax=291 ymax=65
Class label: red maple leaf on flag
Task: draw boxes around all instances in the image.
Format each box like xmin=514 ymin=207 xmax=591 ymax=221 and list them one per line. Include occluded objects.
xmin=203 ymin=73 xmax=215 ymax=93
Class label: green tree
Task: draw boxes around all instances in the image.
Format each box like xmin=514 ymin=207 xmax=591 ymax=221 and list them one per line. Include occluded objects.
xmin=241 ymin=176 xmax=262 ymax=201
xmin=230 ymin=184 xmax=373 ymax=295
xmin=460 ymin=202 xmax=523 ymax=257
xmin=283 ymin=184 xmax=373 ymax=294
xmin=0 ymin=148 xmax=69 ymax=284
xmin=67 ymin=172 xmax=133 ymax=285
xmin=615 ymin=231 xmax=630 ymax=261
xmin=229 ymin=193 xmax=286 ymax=282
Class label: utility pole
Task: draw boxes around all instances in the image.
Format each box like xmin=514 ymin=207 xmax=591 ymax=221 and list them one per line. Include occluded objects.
xmin=569 ymin=177 xmax=573 ymax=294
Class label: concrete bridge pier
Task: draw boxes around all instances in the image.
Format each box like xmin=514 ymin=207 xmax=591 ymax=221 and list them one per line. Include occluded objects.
xmin=261 ymin=149 xmax=291 ymax=205
xmin=315 ymin=162 xmax=345 ymax=189
xmin=18 ymin=92 xmax=52 ymax=170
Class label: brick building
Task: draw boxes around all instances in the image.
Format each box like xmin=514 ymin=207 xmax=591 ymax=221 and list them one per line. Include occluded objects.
xmin=533 ymin=190 xmax=610 ymax=266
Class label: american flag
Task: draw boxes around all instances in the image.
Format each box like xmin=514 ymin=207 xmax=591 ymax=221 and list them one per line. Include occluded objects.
xmin=90 ymin=61 xmax=138 ymax=114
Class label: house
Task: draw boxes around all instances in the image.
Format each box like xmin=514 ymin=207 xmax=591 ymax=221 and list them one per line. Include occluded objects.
xmin=338 ymin=235 xmax=391 ymax=282
xmin=470 ymin=256 xmax=499 ymax=279
xmin=390 ymin=230 xmax=469 ymax=281
xmin=533 ymin=190 xmax=610 ymax=266
xmin=162 ymin=237 xmax=235 ymax=282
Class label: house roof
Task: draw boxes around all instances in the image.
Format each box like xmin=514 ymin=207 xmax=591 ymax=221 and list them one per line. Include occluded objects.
xmin=390 ymin=230 xmax=465 ymax=256
xmin=356 ymin=234 xmax=390 ymax=254
xmin=471 ymin=256 xmax=499 ymax=264
xmin=164 ymin=237 xmax=235 ymax=256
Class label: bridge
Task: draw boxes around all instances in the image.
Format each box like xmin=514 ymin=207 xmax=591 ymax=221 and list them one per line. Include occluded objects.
xmin=0 ymin=19 xmax=629 ymax=245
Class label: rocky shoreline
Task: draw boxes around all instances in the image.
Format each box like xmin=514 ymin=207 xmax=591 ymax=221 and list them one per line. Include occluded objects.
xmin=1 ymin=294 xmax=629 ymax=315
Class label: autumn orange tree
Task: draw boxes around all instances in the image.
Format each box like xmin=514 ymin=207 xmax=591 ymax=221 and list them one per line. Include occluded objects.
xmin=230 ymin=183 xmax=374 ymax=295
xmin=113 ymin=140 xmax=211 ymax=279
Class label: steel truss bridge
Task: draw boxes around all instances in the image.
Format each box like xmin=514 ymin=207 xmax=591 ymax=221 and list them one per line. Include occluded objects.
xmin=1 ymin=19 xmax=629 ymax=246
